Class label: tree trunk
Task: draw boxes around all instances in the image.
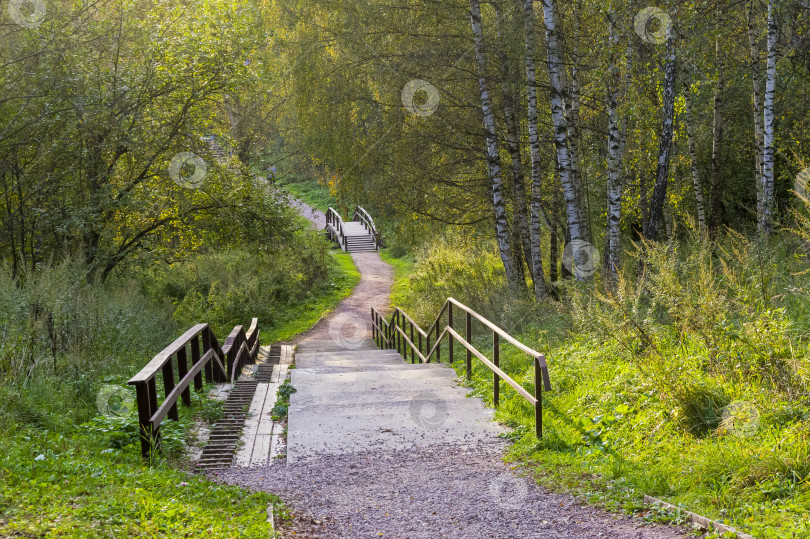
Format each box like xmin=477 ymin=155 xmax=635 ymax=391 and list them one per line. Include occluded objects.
xmin=604 ymin=9 xmax=628 ymax=278
xmin=708 ymin=33 xmax=725 ymax=234
xmin=683 ymin=79 xmax=707 ymax=230
xmin=748 ymin=0 xmax=765 ymax=225
xmin=521 ymin=0 xmax=549 ymax=299
xmin=566 ymin=10 xmax=589 ymax=241
xmin=469 ymin=0 xmax=526 ymax=290
xmin=644 ymin=32 xmax=677 ymax=241
xmin=495 ymin=3 xmax=536 ymax=286
xmin=540 ymin=0 xmax=591 ymax=277
xmin=760 ymin=0 xmax=778 ymax=234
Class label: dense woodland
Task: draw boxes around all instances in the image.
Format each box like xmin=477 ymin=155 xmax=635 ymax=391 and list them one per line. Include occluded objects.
xmin=2 ymin=0 xmax=810 ymax=536
xmin=2 ymin=0 xmax=809 ymax=285
xmin=269 ymin=0 xmax=809 ymax=293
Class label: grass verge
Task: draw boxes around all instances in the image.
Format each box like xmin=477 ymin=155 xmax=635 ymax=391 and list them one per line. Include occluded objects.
xmin=379 ymin=248 xmax=415 ymax=308
xmin=0 ymin=393 xmax=283 ymax=537
xmin=278 ymin=180 xmax=337 ymax=214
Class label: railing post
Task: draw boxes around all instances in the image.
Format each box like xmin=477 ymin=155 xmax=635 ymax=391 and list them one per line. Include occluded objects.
xmin=418 ymin=332 xmax=423 ymax=362
xmin=177 ymin=345 xmax=191 ymax=406
xmin=448 ymin=303 xmax=454 ymax=364
xmin=202 ymin=327 xmax=213 ymax=383
xmin=493 ymin=332 xmax=500 ymax=407
xmin=465 ymin=311 xmax=472 ymax=380
xmin=134 ymin=382 xmax=152 ymax=457
xmin=410 ymin=322 xmax=415 ymax=364
xmin=162 ymin=357 xmax=179 ymax=421
xmin=148 ymin=378 xmax=160 ymax=452
xmin=226 ymin=340 xmax=237 ymax=382
xmin=396 ymin=311 xmax=402 ymax=356
xmin=426 ymin=331 xmax=431 ymax=363
xmin=534 ymin=355 xmax=543 ymax=439
xmin=191 ymin=334 xmax=203 ymax=391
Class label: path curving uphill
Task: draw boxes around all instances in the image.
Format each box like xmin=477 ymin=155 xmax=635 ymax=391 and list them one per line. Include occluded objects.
xmin=214 ymin=195 xmax=686 ymax=538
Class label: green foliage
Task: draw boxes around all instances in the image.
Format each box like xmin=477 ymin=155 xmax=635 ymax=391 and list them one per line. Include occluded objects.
xmin=0 ymin=230 xmax=357 ymax=534
xmin=388 ymin=227 xmax=810 ymax=537
xmin=0 ymin=259 xmax=176 ymax=391
xmin=277 ymin=380 xmax=298 ymax=401
xmin=140 ymin=230 xmax=339 ymax=338
xmin=389 ymin=230 xmax=521 ymax=326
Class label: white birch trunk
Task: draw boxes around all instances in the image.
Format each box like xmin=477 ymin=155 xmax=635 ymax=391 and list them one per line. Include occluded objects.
xmin=760 ymin=0 xmax=778 ymax=233
xmin=521 ymin=0 xmax=549 ymax=298
xmin=748 ymin=0 xmax=765 ymax=223
xmin=644 ymin=32 xmax=677 ymax=240
xmin=541 ymin=0 xmax=591 ymax=277
xmin=709 ymin=35 xmax=725 ymax=233
xmin=469 ymin=0 xmax=525 ymax=290
xmin=604 ymin=9 xmax=627 ymax=278
xmin=683 ymin=80 xmax=707 ymax=230
xmin=494 ymin=3 xmax=537 ymax=288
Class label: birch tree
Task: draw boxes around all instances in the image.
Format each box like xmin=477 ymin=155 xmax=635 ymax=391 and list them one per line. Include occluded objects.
xmin=540 ymin=0 xmax=591 ymax=277
xmin=760 ymin=0 xmax=778 ymax=233
xmin=604 ymin=7 xmax=629 ymax=277
xmin=683 ymin=78 xmax=707 ymax=230
xmin=494 ymin=3 xmax=537 ymax=288
xmin=469 ymin=0 xmax=526 ymax=290
xmin=644 ymin=31 xmax=677 ymax=240
xmin=708 ymin=28 xmax=726 ymax=234
xmin=521 ymin=0 xmax=550 ymax=298
xmin=747 ymin=0 xmax=765 ymax=223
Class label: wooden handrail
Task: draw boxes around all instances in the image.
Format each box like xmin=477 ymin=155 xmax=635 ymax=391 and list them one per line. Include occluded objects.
xmin=371 ymin=298 xmax=551 ymax=438
xmin=127 ymin=317 xmax=260 ymax=457
xmin=325 ymin=207 xmax=347 ymax=250
xmin=353 ymin=205 xmax=379 ymax=248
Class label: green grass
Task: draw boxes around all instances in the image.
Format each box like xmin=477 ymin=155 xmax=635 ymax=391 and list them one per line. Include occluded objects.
xmin=0 ymin=387 xmax=282 ymax=537
xmin=379 ymin=248 xmax=415 ymax=308
xmin=279 ymin=180 xmax=338 ymax=214
xmin=263 ymin=250 xmax=360 ymax=343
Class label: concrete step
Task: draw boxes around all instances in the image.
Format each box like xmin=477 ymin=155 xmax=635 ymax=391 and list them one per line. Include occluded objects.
xmin=295 ymin=339 xmax=379 ymax=354
xmin=292 ymin=366 xmax=457 ymax=386
xmin=286 ymin=337 xmax=505 ymax=463
xmin=293 ymin=361 xmax=449 ymax=373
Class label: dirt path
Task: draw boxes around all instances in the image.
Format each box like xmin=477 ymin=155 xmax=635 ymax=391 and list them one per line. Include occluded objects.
xmin=213 ymin=195 xmax=686 ymax=538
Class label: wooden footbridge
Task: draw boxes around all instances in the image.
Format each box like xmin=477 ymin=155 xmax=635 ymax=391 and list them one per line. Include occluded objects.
xmin=325 ymin=206 xmax=379 ymax=252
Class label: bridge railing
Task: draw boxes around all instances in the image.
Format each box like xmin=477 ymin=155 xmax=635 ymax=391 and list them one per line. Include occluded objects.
xmin=371 ymin=299 xmax=551 ymax=438
xmin=325 ymin=207 xmax=347 ymax=250
xmin=128 ymin=318 xmax=259 ymax=457
xmin=353 ymin=205 xmax=379 ymax=249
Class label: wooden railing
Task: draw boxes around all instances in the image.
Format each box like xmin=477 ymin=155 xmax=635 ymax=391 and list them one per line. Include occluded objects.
xmin=325 ymin=207 xmax=347 ymax=250
xmin=371 ymin=299 xmax=551 ymax=438
xmin=127 ymin=318 xmax=260 ymax=456
xmin=353 ymin=205 xmax=379 ymax=248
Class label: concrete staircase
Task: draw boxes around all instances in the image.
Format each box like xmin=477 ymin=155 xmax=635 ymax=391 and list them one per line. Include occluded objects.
xmin=286 ymin=344 xmax=504 ymax=463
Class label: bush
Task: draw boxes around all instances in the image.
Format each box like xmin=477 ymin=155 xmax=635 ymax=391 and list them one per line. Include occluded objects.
xmin=395 ymin=230 xmax=517 ymax=325
xmin=140 ymin=230 xmax=333 ymax=337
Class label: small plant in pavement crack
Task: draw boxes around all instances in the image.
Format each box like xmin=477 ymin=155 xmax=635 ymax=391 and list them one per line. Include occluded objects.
xmin=271 ymin=381 xmax=297 ymax=421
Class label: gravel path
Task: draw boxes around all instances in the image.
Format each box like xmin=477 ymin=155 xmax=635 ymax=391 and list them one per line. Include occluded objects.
xmin=216 ymin=442 xmax=686 ymax=538
xmin=211 ymin=193 xmax=687 ymax=538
